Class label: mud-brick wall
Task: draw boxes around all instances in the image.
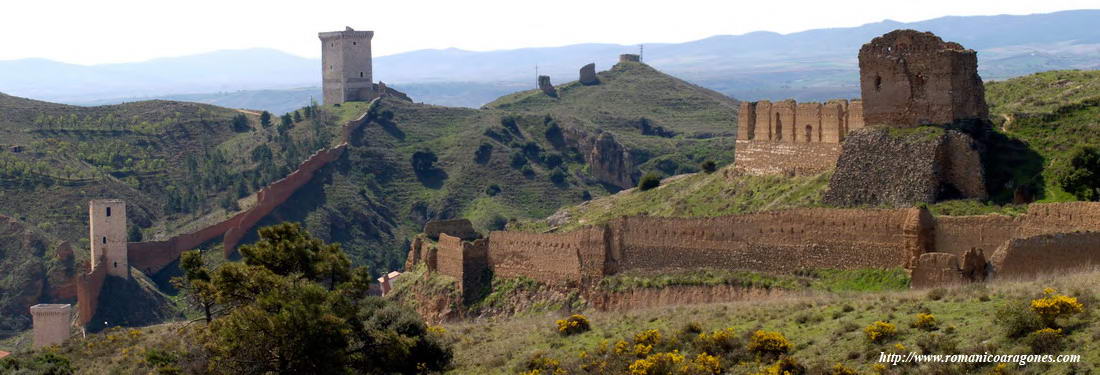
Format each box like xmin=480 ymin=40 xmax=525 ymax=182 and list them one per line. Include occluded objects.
xmin=609 ymin=208 xmax=911 ymax=274
xmin=991 ymin=232 xmax=1100 ymax=278
xmin=75 ymin=258 xmax=107 ymax=326
xmin=1018 ymin=202 xmax=1100 ymax=237
xmin=435 ymin=234 xmax=489 ymax=293
xmin=487 ymin=227 xmax=607 ymax=284
xmin=933 ymin=215 xmax=1016 ymax=258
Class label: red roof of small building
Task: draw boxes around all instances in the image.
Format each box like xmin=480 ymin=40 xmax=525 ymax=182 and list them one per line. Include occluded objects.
xmin=0 ymin=350 xmax=11 ymax=359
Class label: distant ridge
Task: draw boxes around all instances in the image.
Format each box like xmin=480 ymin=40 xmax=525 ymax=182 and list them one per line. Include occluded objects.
xmin=1 ymin=10 xmax=1097 ymax=110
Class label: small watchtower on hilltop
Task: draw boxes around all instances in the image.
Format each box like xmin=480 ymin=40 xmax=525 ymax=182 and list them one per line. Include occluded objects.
xmin=319 ymin=27 xmax=375 ymax=105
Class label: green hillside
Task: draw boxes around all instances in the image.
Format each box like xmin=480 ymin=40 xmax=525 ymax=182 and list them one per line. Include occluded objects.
xmin=486 ymin=61 xmax=740 ymax=176
xmin=986 ymin=70 xmax=1100 ymax=116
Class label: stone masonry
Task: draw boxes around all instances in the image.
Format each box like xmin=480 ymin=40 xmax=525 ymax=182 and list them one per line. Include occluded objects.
xmin=538 ymin=75 xmax=557 ymax=97
xmin=859 ymin=29 xmax=988 ymax=126
xmin=89 ymin=199 xmax=128 ymax=279
xmin=579 ymin=63 xmax=598 ymax=85
xmin=30 ymin=304 xmax=71 ymax=349
xmin=737 ymin=99 xmax=864 ymax=143
xmin=619 ymin=54 xmax=640 ymax=63
xmin=319 ymin=27 xmax=375 ymax=105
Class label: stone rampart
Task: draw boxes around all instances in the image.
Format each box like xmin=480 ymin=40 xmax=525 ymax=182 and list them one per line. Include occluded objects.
xmin=732 ymin=140 xmax=841 ymax=176
xmin=737 ymin=99 xmax=862 ymax=144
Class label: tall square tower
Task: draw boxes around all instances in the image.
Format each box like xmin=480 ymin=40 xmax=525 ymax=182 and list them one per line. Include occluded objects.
xmin=319 ymin=27 xmax=374 ymax=105
xmin=89 ymin=199 xmax=128 ymax=279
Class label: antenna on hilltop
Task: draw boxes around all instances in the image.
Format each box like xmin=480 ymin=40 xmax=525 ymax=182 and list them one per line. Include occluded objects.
xmin=640 ymin=44 xmax=644 ymax=62
xmin=535 ymin=65 xmax=540 ymax=88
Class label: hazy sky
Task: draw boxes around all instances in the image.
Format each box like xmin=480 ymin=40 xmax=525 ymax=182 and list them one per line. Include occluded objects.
xmin=2 ymin=0 xmax=1094 ymax=65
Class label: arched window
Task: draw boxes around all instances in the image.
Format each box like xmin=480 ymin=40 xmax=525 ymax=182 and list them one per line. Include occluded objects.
xmin=805 ymin=125 xmax=813 ymax=143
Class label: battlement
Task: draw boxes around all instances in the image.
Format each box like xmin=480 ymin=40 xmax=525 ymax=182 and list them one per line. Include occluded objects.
xmin=318 ymin=27 xmax=375 ymax=40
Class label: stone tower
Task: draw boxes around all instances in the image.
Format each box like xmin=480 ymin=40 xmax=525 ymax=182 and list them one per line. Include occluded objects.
xmin=319 ymin=27 xmax=374 ymax=105
xmin=30 ymin=304 xmax=71 ymax=348
xmin=89 ymin=199 xmax=128 ymax=279
xmin=858 ymin=30 xmax=988 ymax=127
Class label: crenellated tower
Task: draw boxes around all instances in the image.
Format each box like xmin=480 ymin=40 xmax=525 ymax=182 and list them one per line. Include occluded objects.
xmin=319 ymin=27 xmax=375 ymax=105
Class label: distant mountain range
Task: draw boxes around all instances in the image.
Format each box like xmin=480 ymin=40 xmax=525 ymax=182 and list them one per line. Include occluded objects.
xmin=1 ymin=9 xmax=1098 ymax=112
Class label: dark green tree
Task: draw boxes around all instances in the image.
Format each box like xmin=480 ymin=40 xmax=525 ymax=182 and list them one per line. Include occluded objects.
xmin=700 ymin=160 xmax=717 ymax=173
xmin=171 ymin=250 xmax=219 ymax=323
xmin=638 ymin=172 xmax=662 ymax=191
xmin=474 ymin=143 xmax=493 ymax=164
xmin=410 ymin=150 xmax=438 ymax=174
xmin=127 ymin=224 xmax=143 ymax=242
xmin=1054 ymin=145 xmax=1100 ymax=201
xmin=231 ymin=114 xmax=250 ymax=132
xmin=293 ymin=110 xmax=303 ymax=123
xmin=259 ymin=111 xmax=272 ymax=128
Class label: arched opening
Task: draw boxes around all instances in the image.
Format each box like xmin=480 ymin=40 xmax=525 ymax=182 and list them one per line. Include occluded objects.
xmin=113 ymin=262 xmax=118 ymax=268
xmin=805 ymin=125 xmax=813 ymax=143
xmin=774 ymin=113 xmax=782 ymax=141
xmin=874 ymin=75 xmax=882 ymax=92
xmin=102 ymin=236 xmax=107 ymax=244
xmin=106 ymin=207 xmax=111 ymax=217
xmin=359 ymin=72 xmax=364 ymax=78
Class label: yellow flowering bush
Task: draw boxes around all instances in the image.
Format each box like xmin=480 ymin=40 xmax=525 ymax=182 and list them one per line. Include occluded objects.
xmin=912 ymin=313 xmax=937 ymax=331
xmin=556 ymin=314 xmax=592 ymax=336
xmin=634 ymin=329 xmax=663 ymax=346
xmin=827 ymin=363 xmax=858 ymax=375
xmin=864 ymin=321 xmax=897 ymax=344
xmin=629 ymin=351 xmax=685 ymax=375
xmin=678 ymin=353 xmax=721 ymax=375
xmin=747 ymin=330 xmax=792 ymax=357
xmin=752 ymin=356 xmax=805 ymax=375
xmin=1024 ymin=327 xmax=1065 ymax=353
xmin=1030 ymin=289 xmax=1084 ymax=327
xmin=523 ymin=352 xmax=566 ymax=375
xmin=693 ymin=328 xmax=740 ymax=355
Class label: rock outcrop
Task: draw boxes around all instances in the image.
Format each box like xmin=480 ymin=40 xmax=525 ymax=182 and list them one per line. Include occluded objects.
xmin=579 ymin=63 xmax=598 ymax=85
xmin=859 ymin=30 xmax=988 ymax=127
xmin=823 ymin=127 xmax=986 ymax=207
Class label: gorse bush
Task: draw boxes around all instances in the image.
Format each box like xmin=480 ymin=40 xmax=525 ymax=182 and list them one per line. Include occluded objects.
xmin=912 ymin=313 xmax=938 ymax=331
xmin=863 ymin=321 xmax=897 ymax=343
xmin=753 ymin=356 xmax=805 ymax=375
xmin=555 ymin=314 xmax=592 ymax=336
xmin=747 ymin=330 xmax=792 ymax=357
xmin=693 ymin=328 xmax=741 ymax=356
xmin=1030 ymin=288 xmax=1084 ymax=327
xmin=628 ymin=351 xmax=684 ymax=375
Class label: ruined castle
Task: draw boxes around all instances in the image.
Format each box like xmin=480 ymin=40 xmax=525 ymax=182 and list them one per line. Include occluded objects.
xmin=733 ymin=99 xmax=864 ymax=175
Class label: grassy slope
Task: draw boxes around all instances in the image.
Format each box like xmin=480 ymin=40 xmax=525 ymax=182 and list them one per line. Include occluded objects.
xmin=983 ymin=70 xmax=1100 ymax=202
xmin=445 ymin=271 xmax=1100 ymax=375
xmin=486 ymin=61 xmax=740 ymax=175
xmin=22 ymin=267 xmax=1099 ymax=374
xmin=986 ymin=70 xmax=1100 ymax=116
xmin=512 ymin=165 xmax=831 ymax=232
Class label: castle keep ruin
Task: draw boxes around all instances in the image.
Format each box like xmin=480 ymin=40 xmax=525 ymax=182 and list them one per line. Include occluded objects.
xmin=858 ymin=30 xmax=988 ymax=127
xmin=30 ymin=304 xmax=71 ymax=349
xmin=89 ymin=199 xmax=128 ymax=279
xmin=319 ymin=27 xmax=411 ymax=105
xmin=824 ymin=30 xmax=989 ymax=206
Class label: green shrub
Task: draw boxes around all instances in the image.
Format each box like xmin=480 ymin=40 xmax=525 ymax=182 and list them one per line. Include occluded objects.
xmin=700 ymin=160 xmax=717 ymax=173
xmin=638 ymin=172 xmax=662 ymax=191
xmin=1024 ymin=328 xmax=1065 ymax=353
xmin=485 ymin=184 xmax=502 ymax=196
xmin=915 ymin=332 xmax=958 ymax=354
xmin=511 ymin=152 xmax=527 ymax=169
xmin=694 ymin=328 xmax=742 ymax=356
xmin=994 ymin=301 xmax=1043 ymax=338
xmin=474 ymin=143 xmax=493 ymax=164
xmin=549 ymin=168 xmax=567 ymax=184
xmin=1052 ymin=145 xmax=1100 ymax=201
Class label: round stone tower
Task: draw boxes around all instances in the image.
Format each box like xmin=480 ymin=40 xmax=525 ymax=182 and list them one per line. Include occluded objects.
xmin=89 ymin=199 xmax=128 ymax=279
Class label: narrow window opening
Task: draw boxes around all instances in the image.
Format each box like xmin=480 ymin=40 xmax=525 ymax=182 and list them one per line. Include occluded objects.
xmin=106 ymin=207 xmax=111 ymax=217
xmin=102 ymin=236 xmax=107 ymax=244
xmin=874 ymin=75 xmax=882 ymax=92
xmin=353 ymin=42 xmax=357 ymax=45
xmin=114 ymin=262 xmax=118 ymax=268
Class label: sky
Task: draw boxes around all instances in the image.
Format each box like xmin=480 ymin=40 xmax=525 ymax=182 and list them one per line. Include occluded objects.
xmin=1 ymin=0 xmax=1095 ymax=65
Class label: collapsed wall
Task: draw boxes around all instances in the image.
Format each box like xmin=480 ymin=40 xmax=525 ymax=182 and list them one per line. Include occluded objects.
xmin=823 ymin=127 xmax=985 ymax=206
xmin=435 ymin=234 xmax=489 ymax=298
xmin=487 ymin=227 xmax=608 ymax=285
